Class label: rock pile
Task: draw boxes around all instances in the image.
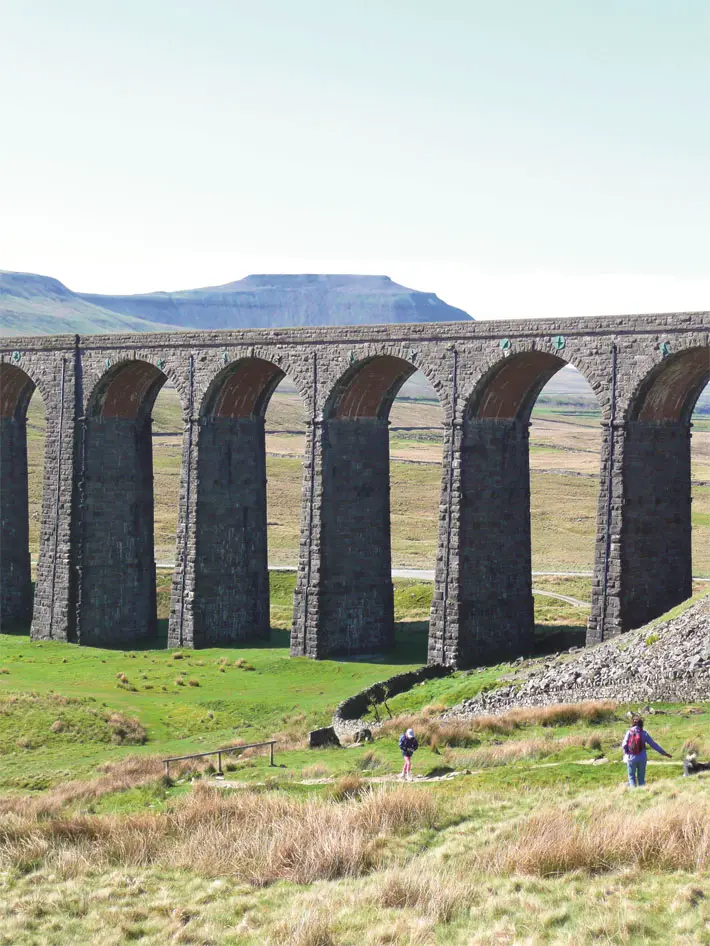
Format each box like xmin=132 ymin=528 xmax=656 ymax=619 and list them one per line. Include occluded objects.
xmin=448 ymin=596 xmax=710 ymax=718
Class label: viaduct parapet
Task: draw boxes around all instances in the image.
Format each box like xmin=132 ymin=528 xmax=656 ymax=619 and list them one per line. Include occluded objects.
xmin=1 ymin=314 xmax=708 ymax=667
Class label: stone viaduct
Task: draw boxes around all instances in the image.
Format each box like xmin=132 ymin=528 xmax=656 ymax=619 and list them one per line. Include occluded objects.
xmin=0 ymin=314 xmax=708 ymax=668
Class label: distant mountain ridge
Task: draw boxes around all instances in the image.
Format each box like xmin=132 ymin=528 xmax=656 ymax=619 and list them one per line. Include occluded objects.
xmin=0 ymin=271 xmax=473 ymax=337
xmin=0 ymin=270 xmax=181 ymax=336
xmin=78 ymin=273 xmax=472 ymax=330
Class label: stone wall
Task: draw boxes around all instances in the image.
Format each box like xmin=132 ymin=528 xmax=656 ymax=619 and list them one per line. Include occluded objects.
xmin=620 ymin=421 xmax=693 ymax=628
xmin=317 ymin=418 xmax=394 ymax=655
xmin=456 ymin=418 xmax=535 ymax=666
xmin=0 ymin=417 xmax=32 ymax=625
xmin=189 ymin=417 xmax=270 ymax=647
xmin=76 ymin=416 xmax=157 ymax=646
xmin=0 ymin=315 xmax=707 ymax=665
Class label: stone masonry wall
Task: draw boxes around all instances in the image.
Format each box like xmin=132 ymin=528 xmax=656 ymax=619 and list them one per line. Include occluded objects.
xmin=456 ymin=418 xmax=535 ymax=665
xmin=190 ymin=417 xmax=270 ymax=647
xmin=0 ymin=418 xmax=32 ymax=625
xmin=620 ymin=421 xmax=693 ymax=628
xmin=76 ymin=417 xmax=157 ymax=646
xmin=0 ymin=315 xmax=707 ymax=662
xmin=316 ymin=417 xmax=394 ymax=655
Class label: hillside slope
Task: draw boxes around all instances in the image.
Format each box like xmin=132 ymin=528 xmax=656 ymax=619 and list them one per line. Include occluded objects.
xmin=78 ymin=273 xmax=473 ymax=329
xmin=0 ymin=271 xmax=180 ymax=336
xmin=449 ymin=595 xmax=710 ymax=714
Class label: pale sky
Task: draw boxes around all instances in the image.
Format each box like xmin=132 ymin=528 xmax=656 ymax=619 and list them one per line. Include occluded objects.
xmin=2 ymin=1 xmax=710 ymax=318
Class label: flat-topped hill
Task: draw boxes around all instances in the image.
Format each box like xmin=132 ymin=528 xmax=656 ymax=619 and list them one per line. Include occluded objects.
xmin=0 ymin=270 xmax=473 ymax=335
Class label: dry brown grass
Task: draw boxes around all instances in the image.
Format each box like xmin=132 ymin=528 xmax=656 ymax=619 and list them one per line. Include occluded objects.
xmin=331 ymin=773 xmax=364 ymax=800
xmin=375 ymin=864 xmax=476 ymax=923
xmin=0 ymin=783 xmax=439 ymax=885
xmin=271 ymin=909 xmax=337 ymax=946
xmin=380 ymin=701 xmax=618 ymax=750
xmin=476 ymin=798 xmax=710 ymax=875
xmin=445 ymin=733 xmax=604 ymax=769
xmin=0 ymin=756 xmax=166 ymax=818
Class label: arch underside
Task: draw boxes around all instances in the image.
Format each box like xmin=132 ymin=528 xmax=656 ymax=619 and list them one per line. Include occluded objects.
xmin=88 ymin=361 xmax=167 ymax=420
xmin=329 ymin=356 xmax=417 ymax=419
xmin=201 ymin=358 xmax=285 ymax=419
xmin=632 ymin=348 xmax=710 ymax=423
xmin=0 ymin=363 xmax=36 ymax=420
xmin=468 ymin=351 xmax=567 ymax=421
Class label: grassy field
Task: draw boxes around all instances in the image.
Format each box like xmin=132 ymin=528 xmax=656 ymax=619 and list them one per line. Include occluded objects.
xmin=2 ymin=681 xmax=710 ymax=944
xmin=6 ymin=376 xmax=710 ymax=943
xmin=24 ymin=383 xmax=710 ymax=573
xmin=0 ymin=570 xmax=599 ymax=792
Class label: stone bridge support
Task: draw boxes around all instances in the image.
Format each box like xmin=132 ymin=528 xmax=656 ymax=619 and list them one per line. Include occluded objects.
xmin=589 ymin=345 xmax=709 ymax=640
xmin=0 ymin=399 xmax=33 ymax=625
xmin=301 ymin=416 xmax=394 ymax=656
xmin=1 ymin=353 xmax=75 ymax=640
xmin=455 ymin=418 xmax=534 ymax=664
xmin=72 ymin=361 xmax=165 ymax=646
xmin=168 ymin=357 xmax=283 ymax=648
xmin=619 ymin=421 xmax=692 ymax=627
xmin=429 ymin=349 xmax=565 ymax=666
xmin=291 ymin=354 xmax=415 ymax=657
xmin=1 ymin=319 xmax=707 ymax=661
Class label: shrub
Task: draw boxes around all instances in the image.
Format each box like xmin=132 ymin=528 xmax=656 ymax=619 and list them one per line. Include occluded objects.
xmin=187 ymin=679 xmax=200 ymax=687
xmin=645 ymin=633 xmax=660 ymax=646
xmin=302 ymin=763 xmax=329 ymax=779
xmin=331 ymin=774 xmax=365 ymax=800
xmin=356 ymin=750 xmax=384 ymax=772
xmin=106 ymin=713 xmax=147 ymax=745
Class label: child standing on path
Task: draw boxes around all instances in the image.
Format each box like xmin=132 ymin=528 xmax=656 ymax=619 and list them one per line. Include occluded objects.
xmin=399 ymin=728 xmax=418 ymax=780
xmin=622 ymin=716 xmax=672 ymax=787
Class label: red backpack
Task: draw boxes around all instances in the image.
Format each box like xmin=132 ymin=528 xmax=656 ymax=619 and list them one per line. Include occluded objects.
xmin=627 ymin=728 xmax=644 ymax=755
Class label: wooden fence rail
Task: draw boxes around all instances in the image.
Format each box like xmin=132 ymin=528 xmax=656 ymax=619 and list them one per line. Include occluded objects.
xmin=163 ymin=740 xmax=276 ymax=778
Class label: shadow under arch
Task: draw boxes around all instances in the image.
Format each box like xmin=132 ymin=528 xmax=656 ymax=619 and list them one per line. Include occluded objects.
xmin=324 ymin=354 xmax=418 ymax=420
xmin=76 ymin=359 xmax=170 ymax=646
xmin=174 ymin=356 xmax=302 ymax=648
xmin=297 ymin=354 xmax=432 ymax=658
xmin=0 ymin=362 xmax=47 ymax=628
xmin=443 ymin=349 xmax=603 ymax=668
xmin=618 ymin=345 xmax=710 ymax=629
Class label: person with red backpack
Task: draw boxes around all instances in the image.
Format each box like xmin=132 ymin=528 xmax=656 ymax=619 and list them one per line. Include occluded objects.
xmin=622 ymin=716 xmax=672 ymax=787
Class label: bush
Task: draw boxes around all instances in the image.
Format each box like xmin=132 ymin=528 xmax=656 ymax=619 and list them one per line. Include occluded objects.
xmin=356 ymin=750 xmax=384 ymax=772
xmin=331 ymin=773 xmax=365 ymax=800
xmin=107 ymin=713 xmax=147 ymax=745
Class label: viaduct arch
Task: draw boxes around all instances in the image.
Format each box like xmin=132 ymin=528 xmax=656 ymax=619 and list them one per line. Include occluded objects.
xmin=0 ymin=316 xmax=707 ymax=668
